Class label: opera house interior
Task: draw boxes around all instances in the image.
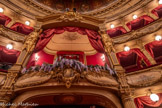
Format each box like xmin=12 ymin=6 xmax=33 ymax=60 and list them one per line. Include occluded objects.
xmin=0 ymin=0 xmax=162 ymax=108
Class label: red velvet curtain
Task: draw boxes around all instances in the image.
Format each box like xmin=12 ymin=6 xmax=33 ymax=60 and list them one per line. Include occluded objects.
xmin=126 ymin=15 xmax=154 ymax=30
xmin=134 ymin=93 xmax=162 ymax=108
xmin=34 ymin=27 xmax=105 ymax=53
xmin=26 ymin=50 xmax=54 ymax=68
xmin=116 ymin=48 xmax=151 ymax=70
xmin=107 ymin=26 xmax=127 ymax=37
xmin=57 ymin=51 xmax=84 ymax=63
xmin=0 ymin=13 xmax=11 ymax=26
xmin=10 ymin=22 xmax=34 ymax=35
xmin=0 ymin=45 xmax=20 ymax=63
xmin=152 ymin=5 xmax=162 ymax=18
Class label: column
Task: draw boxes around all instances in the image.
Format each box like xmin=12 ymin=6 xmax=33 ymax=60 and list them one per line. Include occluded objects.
xmin=147 ymin=13 xmax=159 ymax=20
xmin=121 ymin=94 xmax=136 ymax=108
xmin=141 ymin=49 xmax=156 ymax=65
xmin=137 ymin=39 xmax=156 ymax=65
xmin=143 ymin=7 xmax=159 ymax=20
xmin=99 ymin=30 xmax=137 ymax=108
xmin=6 ymin=19 xmax=16 ymax=28
xmin=98 ymin=30 xmax=125 ymax=71
xmin=119 ymin=19 xmax=130 ymax=32
xmin=0 ymin=22 xmax=42 ymax=105
xmin=1 ymin=28 xmax=41 ymax=90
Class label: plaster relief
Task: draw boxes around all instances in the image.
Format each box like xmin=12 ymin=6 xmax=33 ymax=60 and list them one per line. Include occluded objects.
xmin=15 ymin=71 xmax=51 ymax=88
xmin=86 ymin=71 xmax=118 ymax=86
xmin=127 ymin=70 xmax=162 ymax=87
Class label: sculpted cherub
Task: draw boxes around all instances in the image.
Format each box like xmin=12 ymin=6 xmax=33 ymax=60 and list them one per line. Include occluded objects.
xmin=102 ymin=33 xmax=116 ymax=54
xmin=22 ymin=29 xmax=40 ymax=53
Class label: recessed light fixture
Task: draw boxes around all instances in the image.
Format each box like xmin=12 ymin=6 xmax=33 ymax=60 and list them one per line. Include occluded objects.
xmin=25 ymin=21 xmax=30 ymax=26
xmin=124 ymin=46 xmax=130 ymax=52
xmin=110 ymin=24 xmax=115 ymax=29
xmin=35 ymin=53 xmax=39 ymax=61
xmin=0 ymin=8 xmax=4 ymax=13
xmin=6 ymin=44 xmax=13 ymax=50
xmin=133 ymin=15 xmax=138 ymax=19
xmin=150 ymin=93 xmax=159 ymax=102
xmin=155 ymin=35 xmax=162 ymax=41
xmin=101 ymin=54 xmax=105 ymax=61
xmin=159 ymin=0 xmax=162 ymax=4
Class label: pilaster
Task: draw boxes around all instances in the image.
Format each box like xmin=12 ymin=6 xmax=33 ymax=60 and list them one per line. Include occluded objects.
xmin=0 ymin=23 xmax=42 ymax=105
xmin=143 ymin=7 xmax=159 ymax=20
xmin=121 ymin=94 xmax=136 ymax=108
xmin=99 ymin=30 xmax=136 ymax=108
xmin=119 ymin=19 xmax=130 ymax=32
xmin=137 ymin=39 xmax=156 ymax=65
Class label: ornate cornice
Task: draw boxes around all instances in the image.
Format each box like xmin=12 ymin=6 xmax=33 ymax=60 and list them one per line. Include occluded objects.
xmin=22 ymin=0 xmax=125 ymax=16
xmin=36 ymin=13 xmax=104 ymax=30
xmin=113 ymin=18 xmax=162 ymax=44
xmin=23 ymin=0 xmax=53 ymax=14
xmin=103 ymin=0 xmax=152 ymax=22
xmin=0 ymin=25 xmax=25 ymax=43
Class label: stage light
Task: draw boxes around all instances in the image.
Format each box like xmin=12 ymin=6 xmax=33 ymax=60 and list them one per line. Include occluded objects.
xmin=159 ymin=0 xmax=162 ymax=4
xmin=133 ymin=15 xmax=138 ymax=19
xmin=25 ymin=21 xmax=30 ymax=26
xmin=110 ymin=24 xmax=115 ymax=29
xmin=35 ymin=53 xmax=39 ymax=61
xmin=6 ymin=44 xmax=13 ymax=50
xmin=155 ymin=35 xmax=162 ymax=41
xmin=0 ymin=8 xmax=4 ymax=13
xmin=124 ymin=46 xmax=130 ymax=51
xmin=101 ymin=54 xmax=105 ymax=61
xmin=150 ymin=93 xmax=159 ymax=102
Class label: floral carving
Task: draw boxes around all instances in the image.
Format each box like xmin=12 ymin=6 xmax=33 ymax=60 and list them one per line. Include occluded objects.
xmin=22 ymin=29 xmax=40 ymax=53
xmin=59 ymin=11 xmax=83 ymax=22
xmin=16 ymin=58 xmax=116 ymax=88
xmin=99 ymin=31 xmax=115 ymax=54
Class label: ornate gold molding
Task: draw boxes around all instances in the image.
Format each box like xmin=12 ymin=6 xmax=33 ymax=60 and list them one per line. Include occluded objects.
xmin=22 ymin=0 xmax=125 ymax=17
xmin=15 ymin=71 xmax=51 ymax=88
xmin=15 ymin=66 xmax=118 ymax=89
xmin=126 ymin=65 xmax=162 ymax=87
xmin=22 ymin=29 xmax=40 ymax=53
xmin=59 ymin=11 xmax=83 ymax=22
xmin=0 ymin=25 xmax=25 ymax=43
xmin=113 ymin=18 xmax=162 ymax=44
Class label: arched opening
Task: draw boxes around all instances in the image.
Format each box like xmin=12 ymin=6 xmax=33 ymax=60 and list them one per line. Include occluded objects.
xmin=12 ymin=86 xmax=122 ymax=108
